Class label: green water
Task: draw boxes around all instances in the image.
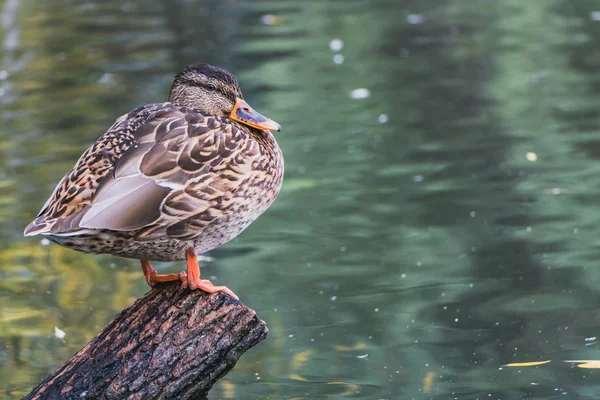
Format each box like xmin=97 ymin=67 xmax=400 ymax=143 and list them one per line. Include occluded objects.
xmin=3 ymin=0 xmax=600 ymax=398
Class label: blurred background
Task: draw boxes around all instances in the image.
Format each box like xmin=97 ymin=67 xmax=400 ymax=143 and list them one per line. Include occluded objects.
xmin=3 ymin=0 xmax=600 ymax=398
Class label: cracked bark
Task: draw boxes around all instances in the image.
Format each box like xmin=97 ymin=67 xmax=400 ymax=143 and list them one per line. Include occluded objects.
xmin=24 ymin=283 xmax=268 ymax=400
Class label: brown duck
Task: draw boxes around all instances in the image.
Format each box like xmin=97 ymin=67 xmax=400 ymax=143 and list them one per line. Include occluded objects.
xmin=24 ymin=64 xmax=284 ymax=299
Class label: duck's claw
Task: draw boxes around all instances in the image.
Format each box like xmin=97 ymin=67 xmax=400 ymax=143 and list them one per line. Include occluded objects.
xmin=187 ymin=278 xmax=239 ymax=300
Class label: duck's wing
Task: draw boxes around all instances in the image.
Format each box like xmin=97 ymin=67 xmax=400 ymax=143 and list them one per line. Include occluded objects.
xmin=23 ymin=104 xmax=153 ymax=236
xmin=25 ymin=103 xmax=262 ymax=241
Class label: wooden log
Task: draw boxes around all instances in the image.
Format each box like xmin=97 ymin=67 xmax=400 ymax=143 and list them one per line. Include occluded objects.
xmin=24 ymin=283 xmax=269 ymax=400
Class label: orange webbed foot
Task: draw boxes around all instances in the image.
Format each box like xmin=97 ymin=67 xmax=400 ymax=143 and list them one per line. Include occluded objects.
xmin=188 ymin=277 xmax=239 ymax=300
xmin=184 ymin=248 xmax=239 ymax=300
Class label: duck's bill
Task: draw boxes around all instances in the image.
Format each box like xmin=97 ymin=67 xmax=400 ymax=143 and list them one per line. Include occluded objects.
xmin=228 ymin=98 xmax=281 ymax=132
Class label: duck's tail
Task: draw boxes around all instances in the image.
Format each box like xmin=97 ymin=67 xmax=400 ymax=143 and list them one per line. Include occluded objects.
xmin=23 ymin=217 xmax=50 ymax=236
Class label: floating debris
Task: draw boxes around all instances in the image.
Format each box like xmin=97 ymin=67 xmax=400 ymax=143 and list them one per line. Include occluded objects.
xmin=329 ymin=39 xmax=344 ymax=52
xmin=526 ymin=152 xmax=538 ymax=161
xmin=504 ymin=360 xmax=550 ymax=367
xmin=54 ymin=326 xmax=66 ymax=340
xmin=260 ymin=14 xmax=284 ymax=25
xmin=577 ymin=362 xmax=600 ymax=369
xmin=406 ymin=14 xmax=424 ymax=24
xmin=350 ymin=88 xmax=370 ymax=99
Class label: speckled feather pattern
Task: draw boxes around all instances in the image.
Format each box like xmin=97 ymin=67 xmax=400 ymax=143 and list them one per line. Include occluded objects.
xmin=25 ymin=102 xmax=284 ymax=261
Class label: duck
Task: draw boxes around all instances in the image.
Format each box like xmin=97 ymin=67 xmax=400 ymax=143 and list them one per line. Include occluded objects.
xmin=24 ymin=63 xmax=284 ymax=299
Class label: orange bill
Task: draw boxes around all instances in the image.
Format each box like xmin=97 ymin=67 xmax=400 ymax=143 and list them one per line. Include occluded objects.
xmin=228 ymin=98 xmax=281 ymax=132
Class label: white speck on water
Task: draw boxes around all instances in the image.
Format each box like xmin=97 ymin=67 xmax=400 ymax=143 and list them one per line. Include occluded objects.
xmin=468 ymin=283 xmax=473 ymax=288
xmin=526 ymin=152 xmax=538 ymax=161
xmin=357 ymin=354 xmax=369 ymax=359
xmin=416 ymin=261 xmax=422 ymax=266
xmin=274 ymin=308 xmax=278 ymax=312
xmin=329 ymin=38 xmax=344 ymax=52
xmin=319 ymin=290 xmax=323 ymax=295
xmin=471 ymin=246 xmax=477 ymax=252
xmin=288 ymin=334 xmax=294 ymax=338
xmin=0 ymin=70 xmax=6 ymax=80
xmin=470 ymin=211 xmax=476 ymax=217
xmin=495 ymin=322 xmax=500 ymax=326
xmin=40 ymin=238 xmax=50 ymax=246
xmin=552 ymin=188 xmax=561 ymax=195
xmin=340 ymin=246 xmax=346 ymax=252
xmin=585 ymin=336 xmax=596 ymax=341
xmin=455 ymin=318 xmax=459 ymax=322
xmin=98 ymin=73 xmax=116 ymax=86
xmin=401 ymin=273 xmax=407 ymax=279
xmin=412 ymin=175 xmax=423 ymax=182
xmin=54 ymin=326 xmax=66 ymax=340
xmin=443 ymin=306 xmax=447 ymax=310
xmin=591 ymin=11 xmax=600 ymax=20
xmin=333 ymin=54 xmax=344 ymax=64
xmin=573 ymin=228 xmax=579 ymax=234
xmin=46 ymin=290 xmax=52 ymax=295
xmin=330 ymin=296 xmax=337 ymax=301
xmin=441 ymin=292 xmax=446 ymax=297
xmin=350 ymin=88 xmax=370 ymax=99
xmin=378 ymin=114 xmax=389 ymax=123
xmin=260 ymin=14 xmax=277 ymax=25
xmin=526 ymin=226 xmax=532 ymax=232
xmin=374 ymin=308 xmax=379 ymax=312
xmin=306 ymin=263 xmax=312 ymax=268
xmin=406 ymin=14 xmax=424 ymax=24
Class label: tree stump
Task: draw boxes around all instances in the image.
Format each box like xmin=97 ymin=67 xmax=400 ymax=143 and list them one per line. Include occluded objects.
xmin=24 ymin=283 xmax=269 ymax=400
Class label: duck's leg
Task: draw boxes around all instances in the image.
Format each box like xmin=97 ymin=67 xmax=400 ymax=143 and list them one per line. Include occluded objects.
xmin=183 ymin=248 xmax=239 ymax=299
xmin=140 ymin=260 xmax=184 ymax=287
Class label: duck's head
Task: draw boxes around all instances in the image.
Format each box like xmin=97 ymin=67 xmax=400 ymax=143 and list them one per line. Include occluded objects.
xmin=169 ymin=63 xmax=281 ymax=132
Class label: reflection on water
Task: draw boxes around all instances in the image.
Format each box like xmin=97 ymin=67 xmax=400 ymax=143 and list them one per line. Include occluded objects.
xmin=3 ymin=0 xmax=600 ymax=398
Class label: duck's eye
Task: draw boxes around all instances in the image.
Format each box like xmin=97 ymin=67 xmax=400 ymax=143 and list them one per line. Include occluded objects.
xmin=207 ymin=83 xmax=215 ymax=90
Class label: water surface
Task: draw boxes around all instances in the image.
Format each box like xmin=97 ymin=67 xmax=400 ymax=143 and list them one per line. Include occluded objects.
xmin=3 ymin=0 xmax=600 ymax=398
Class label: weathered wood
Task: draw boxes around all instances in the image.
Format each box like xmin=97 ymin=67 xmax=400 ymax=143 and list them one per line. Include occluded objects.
xmin=25 ymin=283 xmax=268 ymax=400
